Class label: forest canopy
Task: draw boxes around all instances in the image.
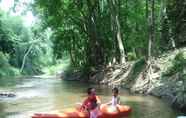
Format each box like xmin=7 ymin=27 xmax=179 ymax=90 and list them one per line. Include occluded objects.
xmin=32 ymin=0 xmax=186 ymax=70
xmin=0 ymin=8 xmax=54 ymax=77
xmin=0 ymin=0 xmax=186 ymax=77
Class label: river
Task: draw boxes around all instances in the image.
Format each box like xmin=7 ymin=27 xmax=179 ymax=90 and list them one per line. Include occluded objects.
xmin=0 ymin=77 xmax=182 ymax=118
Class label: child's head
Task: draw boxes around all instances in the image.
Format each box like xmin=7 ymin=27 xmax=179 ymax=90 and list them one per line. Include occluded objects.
xmin=112 ymin=87 xmax=119 ymax=97
xmin=87 ymin=87 xmax=96 ymax=97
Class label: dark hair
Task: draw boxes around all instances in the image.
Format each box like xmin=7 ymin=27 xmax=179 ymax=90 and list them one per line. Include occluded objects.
xmin=87 ymin=87 xmax=93 ymax=95
xmin=112 ymin=87 xmax=119 ymax=94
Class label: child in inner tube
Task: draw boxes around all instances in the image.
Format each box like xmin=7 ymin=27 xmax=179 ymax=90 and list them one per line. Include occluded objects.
xmin=106 ymin=87 xmax=120 ymax=112
xmin=79 ymin=87 xmax=101 ymax=118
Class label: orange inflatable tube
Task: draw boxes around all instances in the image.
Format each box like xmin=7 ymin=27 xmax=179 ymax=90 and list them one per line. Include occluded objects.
xmin=99 ymin=104 xmax=131 ymax=118
xmin=32 ymin=104 xmax=132 ymax=118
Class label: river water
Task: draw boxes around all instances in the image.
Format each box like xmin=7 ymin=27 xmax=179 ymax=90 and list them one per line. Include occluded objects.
xmin=0 ymin=77 xmax=182 ymax=118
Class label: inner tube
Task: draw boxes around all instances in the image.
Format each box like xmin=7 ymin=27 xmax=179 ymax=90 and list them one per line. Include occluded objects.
xmin=99 ymin=104 xmax=132 ymax=118
xmin=32 ymin=104 xmax=132 ymax=118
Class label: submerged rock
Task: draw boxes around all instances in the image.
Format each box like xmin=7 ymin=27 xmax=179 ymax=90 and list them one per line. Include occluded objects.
xmin=0 ymin=92 xmax=16 ymax=97
xmin=62 ymin=71 xmax=83 ymax=81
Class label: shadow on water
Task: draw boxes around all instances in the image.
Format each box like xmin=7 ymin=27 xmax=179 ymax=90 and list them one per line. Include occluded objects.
xmin=125 ymin=101 xmax=178 ymax=118
xmin=0 ymin=77 xmax=19 ymax=88
xmin=0 ymin=102 xmax=6 ymax=118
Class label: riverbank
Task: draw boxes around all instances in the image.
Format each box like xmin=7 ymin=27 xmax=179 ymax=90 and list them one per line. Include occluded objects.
xmin=63 ymin=48 xmax=186 ymax=113
xmin=100 ymin=49 xmax=186 ymax=113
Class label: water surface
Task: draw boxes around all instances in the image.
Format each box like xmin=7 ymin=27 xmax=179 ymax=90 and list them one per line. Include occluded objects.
xmin=0 ymin=77 xmax=181 ymax=118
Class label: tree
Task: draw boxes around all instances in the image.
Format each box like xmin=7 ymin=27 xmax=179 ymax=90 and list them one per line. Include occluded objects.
xmin=0 ymin=9 xmax=54 ymax=76
xmin=109 ymin=0 xmax=126 ymax=64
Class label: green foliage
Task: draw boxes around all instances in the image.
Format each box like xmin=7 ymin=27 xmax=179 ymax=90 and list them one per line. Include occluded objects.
xmin=129 ymin=58 xmax=146 ymax=80
xmin=161 ymin=0 xmax=186 ymax=49
xmin=32 ymin=0 xmax=186 ymax=77
xmin=0 ymin=9 xmax=54 ymax=77
xmin=127 ymin=52 xmax=137 ymax=61
xmin=32 ymin=0 xmax=154 ymax=70
xmin=164 ymin=52 xmax=186 ymax=76
xmin=0 ymin=0 xmax=184 ymax=79
xmin=0 ymin=52 xmax=20 ymax=77
xmin=0 ymin=52 xmax=9 ymax=67
xmin=42 ymin=57 xmax=70 ymax=75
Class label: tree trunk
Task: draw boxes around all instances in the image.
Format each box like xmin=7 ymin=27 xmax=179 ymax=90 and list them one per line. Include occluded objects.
xmin=116 ymin=15 xmax=126 ymax=64
xmin=109 ymin=0 xmax=126 ymax=64
xmin=170 ymin=29 xmax=176 ymax=49
xmin=20 ymin=44 xmax=33 ymax=73
xmin=146 ymin=0 xmax=149 ymax=19
xmin=148 ymin=0 xmax=155 ymax=61
xmin=146 ymin=0 xmax=155 ymax=83
xmin=69 ymin=48 xmax=76 ymax=67
xmin=86 ymin=0 xmax=104 ymax=67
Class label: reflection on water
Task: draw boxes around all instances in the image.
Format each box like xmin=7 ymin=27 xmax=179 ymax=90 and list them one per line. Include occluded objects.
xmin=0 ymin=77 xmax=182 ymax=118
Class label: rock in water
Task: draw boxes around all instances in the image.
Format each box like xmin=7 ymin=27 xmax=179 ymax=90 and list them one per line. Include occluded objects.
xmin=0 ymin=92 xmax=16 ymax=98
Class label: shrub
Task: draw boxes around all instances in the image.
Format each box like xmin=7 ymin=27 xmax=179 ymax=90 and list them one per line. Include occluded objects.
xmin=127 ymin=52 xmax=137 ymax=61
xmin=163 ymin=52 xmax=186 ymax=76
xmin=0 ymin=52 xmax=20 ymax=77
xmin=129 ymin=57 xmax=146 ymax=80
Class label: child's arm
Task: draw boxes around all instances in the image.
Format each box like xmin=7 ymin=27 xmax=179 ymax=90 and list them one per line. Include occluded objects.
xmin=96 ymin=96 xmax=101 ymax=109
xmin=105 ymin=96 xmax=113 ymax=105
xmin=106 ymin=101 xmax=112 ymax=105
xmin=96 ymin=96 xmax=101 ymax=105
xmin=80 ymin=98 xmax=88 ymax=111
